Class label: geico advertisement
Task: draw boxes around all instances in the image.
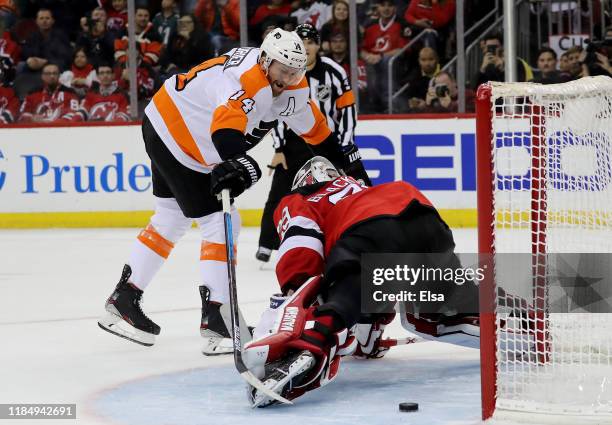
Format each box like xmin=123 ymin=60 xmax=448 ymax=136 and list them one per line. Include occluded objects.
xmin=355 ymin=118 xmax=477 ymax=209
xmin=0 ymin=119 xmax=479 ymax=213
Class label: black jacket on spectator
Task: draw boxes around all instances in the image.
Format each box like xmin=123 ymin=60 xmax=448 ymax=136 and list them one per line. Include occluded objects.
xmin=405 ymin=69 xmax=433 ymax=100
xmin=530 ymin=70 xmax=571 ymax=85
xmin=76 ymin=31 xmax=116 ymax=68
xmin=160 ymin=28 xmax=214 ymax=73
xmin=23 ymin=28 xmax=72 ymax=71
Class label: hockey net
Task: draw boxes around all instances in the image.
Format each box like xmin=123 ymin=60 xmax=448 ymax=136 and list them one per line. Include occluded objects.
xmin=476 ymin=76 xmax=612 ymax=422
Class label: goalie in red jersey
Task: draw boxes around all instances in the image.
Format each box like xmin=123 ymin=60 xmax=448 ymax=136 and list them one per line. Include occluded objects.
xmin=244 ymin=156 xmax=480 ymax=407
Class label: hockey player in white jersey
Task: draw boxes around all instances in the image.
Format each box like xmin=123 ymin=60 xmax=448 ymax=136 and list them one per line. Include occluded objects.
xmin=97 ymin=28 xmax=364 ymax=354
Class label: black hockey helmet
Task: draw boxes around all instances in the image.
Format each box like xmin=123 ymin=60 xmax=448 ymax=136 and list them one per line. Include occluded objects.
xmin=295 ymin=23 xmax=320 ymax=45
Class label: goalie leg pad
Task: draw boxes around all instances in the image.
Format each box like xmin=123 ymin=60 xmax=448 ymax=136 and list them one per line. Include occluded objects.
xmin=403 ymin=312 xmax=479 ymax=349
xmin=244 ymin=276 xmax=352 ymax=406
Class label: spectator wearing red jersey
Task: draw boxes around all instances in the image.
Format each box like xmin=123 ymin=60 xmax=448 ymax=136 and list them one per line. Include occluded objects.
xmin=0 ymin=23 xmax=20 ymax=65
xmin=19 ymin=63 xmax=82 ymax=123
xmin=0 ymin=57 xmax=19 ymax=124
xmin=82 ymin=63 xmax=130 ymax=122
xmin=102 ymin=0 xmax=128 ymax=33
xmin=404 ymin=0 xmax=455 ymax=51
xmin=60 ymin=47 xmax=97 ymax=98
xmin=114 ymin=7 xmax=161 ymax=100
xmin=251 ymin=0 xmax=292 ymax=27
xmin=320 ymin=0 xmax=349 ymax=54
xmin=361 ymin=0 xmax=409 ymax=113
xmin=194 ymin=0 xmax=240 ymax=55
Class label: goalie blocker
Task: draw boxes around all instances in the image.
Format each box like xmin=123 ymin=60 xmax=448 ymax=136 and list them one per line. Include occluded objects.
xmin=244 ymin=157 xmax=480 ymax=406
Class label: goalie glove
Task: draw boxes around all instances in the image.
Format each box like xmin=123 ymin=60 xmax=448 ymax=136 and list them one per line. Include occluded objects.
xmin=244 ymin=276 xmax=356 ymax=407
xmin=352 ymin=313 xmax=396 ymax=359
xmin=210 ymin=154 xmax=261 ymax=198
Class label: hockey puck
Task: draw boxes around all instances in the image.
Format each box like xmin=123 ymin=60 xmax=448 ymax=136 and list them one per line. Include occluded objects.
xmin=399 ymin=402 xmax=419 ymax=412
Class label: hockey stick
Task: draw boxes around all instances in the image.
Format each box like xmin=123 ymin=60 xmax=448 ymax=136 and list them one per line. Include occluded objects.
xmin=379 ymin=336 xmax=422 ymax=348
xmin=220 ymin=189 xmax=292 ymax=406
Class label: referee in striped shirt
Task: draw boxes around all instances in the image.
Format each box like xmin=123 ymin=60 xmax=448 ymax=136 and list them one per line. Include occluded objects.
xmin=256 ymin=23 xmax=371 ymax=263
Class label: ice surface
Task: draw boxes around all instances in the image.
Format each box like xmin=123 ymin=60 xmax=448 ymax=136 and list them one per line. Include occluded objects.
xmin=0 ymin=227 xmax=482 ymax=425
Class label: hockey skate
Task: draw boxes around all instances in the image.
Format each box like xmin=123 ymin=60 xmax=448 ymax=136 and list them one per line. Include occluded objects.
xmin=98 ymin=265 xmax=160 ymax=347
xmin=248 ymin=350 xmax=316 ymax=408
xmin=200 ymin=285 xmax=233 ymax=355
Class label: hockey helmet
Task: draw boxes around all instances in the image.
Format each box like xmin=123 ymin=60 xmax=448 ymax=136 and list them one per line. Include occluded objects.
xmin=260 ymin=28 xmax=307 ymax=84
xmin=291 ymin=156 xmax=341 ymax=190
xmin=295 ymin=23 xmax=320 ymax=44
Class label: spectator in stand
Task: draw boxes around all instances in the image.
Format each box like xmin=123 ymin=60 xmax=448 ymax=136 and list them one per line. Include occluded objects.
xmin=531 ymin=47 xmax=568 ymax=84
xmin=291 ymin=0 xmax=332 ymax=31
xmin=194 ymin=0 xmax=239 ymax=55
xmin=0 ymin=19 xmax=20 ymax=65
xmin=320 ymin=0 xmax=349 ymax=54
xmin=562 ymin=46 xmax=583 ymax=80
xmin=19 ymin=63 xmax=81 ymax=123
xmin=475 ymin=32 xmax=533 ymax=87
xmin=81 ymin=63 xmax=130 ymax=122
xmin=160 ymin=14 xmax=214 ymax=78
xmin=76 ymin=7 xmax=116 ymax=68
xmin=21 ymin=8 xmax=72 ymax=72
xmin=153 ymin=0 xmax=179 ymax=47
xmin=327 ymin=31 xmax=367 ymax=94
xmin=0 ymin=57 xmax=19 ymax=124
xmin=405 ymin=46 xmax=440 ymax=112
xmin=59 ymin=47 xmax=97 ymax=98
xmin=578 ymin=44 xmax=612 ymax=77
xmin=250 ymin=0 xmax=292 ymax=28
xmin=103 ymin=0 xmax=128 ymax=33
xmin=404 ymin=0 xmax=455 ymax=51
xmin=424 ymin=71 xmax=474 ymax=113
xmin=361 ymin=0 xmax=409 ymax=113
xmin=114 ymin=6 xmax=161 ymax=100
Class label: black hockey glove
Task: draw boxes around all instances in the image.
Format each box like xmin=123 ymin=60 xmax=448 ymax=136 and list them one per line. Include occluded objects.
xmin=341 ymin=144 xmax=372 ymax=186
xmin=210 ymin=154 xmax=262 ymax=198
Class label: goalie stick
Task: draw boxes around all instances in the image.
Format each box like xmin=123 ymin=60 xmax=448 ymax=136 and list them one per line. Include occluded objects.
xmin=220 ymin=189 xmax=293 ymax=406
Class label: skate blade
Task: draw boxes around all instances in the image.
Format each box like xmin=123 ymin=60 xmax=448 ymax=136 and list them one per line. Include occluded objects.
xmin=98 ymin=312 xmax=156 ymax=347
xmin=250 ymin=352 xmax=316 ymax=408
xmin=200 ymin=330 xmax=233 ymax=356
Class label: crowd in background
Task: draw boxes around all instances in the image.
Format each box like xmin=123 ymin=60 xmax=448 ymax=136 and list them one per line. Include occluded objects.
xmin=0 ymin=0 xmax=611 ymax=124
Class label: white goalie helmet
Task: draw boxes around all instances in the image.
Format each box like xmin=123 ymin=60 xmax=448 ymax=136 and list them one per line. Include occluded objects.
xmin=260 ymin=28 xmax=307 ymax=83
xmin=291 ymin=156 xmax=341 ymax=190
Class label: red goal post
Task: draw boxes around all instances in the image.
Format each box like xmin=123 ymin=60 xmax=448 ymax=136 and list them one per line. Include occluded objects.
xmin=476 ymin=76 xmax=612 ymax=422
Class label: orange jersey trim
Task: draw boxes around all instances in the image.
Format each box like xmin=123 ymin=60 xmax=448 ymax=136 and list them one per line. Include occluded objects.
xmin=153 ymin=85 xmax=207 ymax=165
xmin=301 ymin=100 xmax=332 ymax=145
xmin=335 ymin=90 xmax=356 ymax=109
xmin=200 ymin=241 xmax=237 ymax=263
xmin=137 ymin=224 xmax=175 ymax=259
xmin=210 ymin=63 xmax=269 ymax=135
xmin=287 ymin=76 xmax=309 ymax=91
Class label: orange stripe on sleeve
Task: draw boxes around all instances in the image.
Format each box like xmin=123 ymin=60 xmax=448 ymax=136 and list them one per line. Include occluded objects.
xmin=335 ymin=90 xmax=356 ymax=109
xmin=301 ymin=100 xmax=332 ymax=145
xmin=153 ymin=85 xmax=207 ymax=165
xmin=137 ymin=224 xmax=175 ymax=259
xmin=200 ymin=241 xmax=237 ymax=263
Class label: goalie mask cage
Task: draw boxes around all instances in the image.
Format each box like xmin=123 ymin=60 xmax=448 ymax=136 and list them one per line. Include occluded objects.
xmin=476 ymin=76 xmax=612 ymax=422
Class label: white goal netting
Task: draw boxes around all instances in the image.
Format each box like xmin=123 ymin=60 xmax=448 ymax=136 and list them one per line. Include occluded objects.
xmin=486 ymin=76 xmax=612 ymax=419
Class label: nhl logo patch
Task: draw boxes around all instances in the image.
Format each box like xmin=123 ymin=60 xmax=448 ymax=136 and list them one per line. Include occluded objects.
xmin=316 ymin=84 xmax=331 ymax=101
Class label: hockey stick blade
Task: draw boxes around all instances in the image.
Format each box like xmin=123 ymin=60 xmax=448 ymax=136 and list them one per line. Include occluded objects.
xmin=240 ymin=370 xmax=293 ymax=407
xmin=379 ymin=336 xmax=421 ymax=348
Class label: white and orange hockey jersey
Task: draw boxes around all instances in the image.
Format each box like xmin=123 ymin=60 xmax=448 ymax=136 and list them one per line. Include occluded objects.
xmin=145 ymin=47 xmax=332 ymax=173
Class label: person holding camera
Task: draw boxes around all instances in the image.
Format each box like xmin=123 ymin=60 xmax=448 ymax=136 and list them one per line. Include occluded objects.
xmin=424 ymin=71 xmax=474 ymax=113
xmin=76 ymin=7 xmax=116 ymax=68
xmin=475 ymin=33 xmax=533 ymax=87
xmin=578 ymin=39 xmax=612 ymax=78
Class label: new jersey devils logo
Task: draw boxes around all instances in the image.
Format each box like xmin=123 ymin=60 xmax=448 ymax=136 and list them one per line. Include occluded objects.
xmin=90 ymin=102 xmax=119 ymax=121
xmin=374 ymin=35 xmax=391 ymax=53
